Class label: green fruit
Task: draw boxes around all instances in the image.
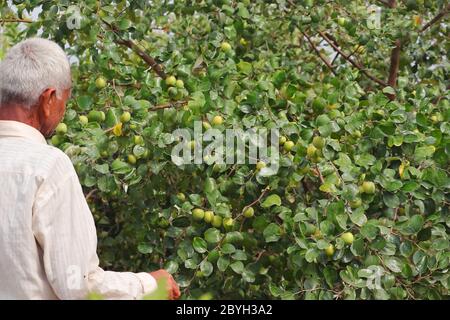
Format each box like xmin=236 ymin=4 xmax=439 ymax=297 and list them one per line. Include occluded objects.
xmin=204 ymin=210 xmax=214 ymax=223
xmin=202 ymin=121 xmax=212 ymax=130
xmin=120 ymin=111 xmax=131 ymax=123
xmin=362 ymin=181 xmax=376 ymax=194
xmin=212 ymin=215 xmax=223 ymax=228
xmin=307 ymin=144 xmax=317 ymax=158
xmin=55 ymin=123 xmax=67 ymax=135
xmin=243 ymin=207 xmax=254 ymax=218
xmin=95 ymin=77 xmax=107 ymax=89
xmin=51 ymin=135 xmax=63 ymax=146
xmin=279 ymin=136 xmax=287 ymax=145
xmin=312 ymin=136 xmax=325 ymax=149
xmin=134 ymin=135 xmax=144 ymax=145
xmin=87 ymin=110 xmax=105 ymax=123
xmin=212 ymin=115 xmax=223 ymax=125
xmin=127 ymin=154 xmax=137 ymax=164
xmin=337 ymin=17 xmax=346 ymax=26
xmin=175 ymin=79 xmax=184 ymax=88
xmin=239 ymin=38 xmax=247 ymax=46
xmin=349 ymin=198 xmax=362 ymax=209
xmin=256 ymin=161 xmax=266 ymax=170
xmin=284 ymin=140 xmax=295 ymax=151
xmin=168 ymin=87 xmax=178 ymax=97
xmin=165 ymin=75 xmax=177 ymax=86
xmin=223 ymin=217 xmax=234 ymax=229
xmin=341 ymin=232 xmax=354 ymax=245
xmin=176 ymin=193 xmax=186 ymax=202
xmin=325 ymin=244 xmax=335 ymax=257
xmin=79 ymin=115 xmax=88 ymax=125
xmin=192 ymin=208 xmax=205 ymax=220
xmin=220 ymin=41 xmax=231 ymax=52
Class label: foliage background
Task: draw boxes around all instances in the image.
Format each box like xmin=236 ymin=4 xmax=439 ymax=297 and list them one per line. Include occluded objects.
xmin=1 ymin=0 xmax=449 ymax=299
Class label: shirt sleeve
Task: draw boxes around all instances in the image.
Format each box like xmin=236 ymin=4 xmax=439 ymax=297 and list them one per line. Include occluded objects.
xmin=32 ymin=152 xmax=157 ymax=300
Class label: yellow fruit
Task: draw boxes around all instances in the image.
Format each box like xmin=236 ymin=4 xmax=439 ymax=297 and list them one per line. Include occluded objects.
xmin=239 ymin=38 xmax=247 ymax=46
xmin=127 ymin=154 xmax=137 ymax=164
xmin=243 ymin=207 xmax=254 ymax=218
xmin=204 ymin=211 xmax=214 ymax=223
xmin=120 ymin=111 xmax=131 ymax=123
xmin=202 ymin=121 xmax=212 ymax=130
xmin=112 ymin=122 xmax=123 ymax=137
xmin=95 ymin=77 xmax=107 ymax=89
xmin=192 ymin=208 xmax=205 ymax=220
xmin=256 ymin=161 xmax=266 ymax=170
xmin=325 ymin=244 xmax=335 ymax=257
xmin=223 ymin=217 xmax=234 ymax=229
xmin=175 ymin=79 xmax=184 ymax=88
xmin=312 ymin=136 xmax=325 ymax=149
xmin=350 ymin=198 xmax=362 ymax=209
xmin=341 ymin=232 xmax=354 ymax=245
xmin=79 ymin=115 xmax=88 ymax=125
xmin=212 ymin=115 xmax=223 ymax=125
xmin=212 ymin=215 xmax=222 ymax=228
xmin=165 ymin=75 xmax=177 ymax=86
xmin=307 ymin=144 xmax=317 ymax=158
xmin=55 ymin=123 xmax=67 ymax=135
xmin=134 ymin=135 xmax=144 ymax=145
xmin=220 ymin=42 xmax=231 ymax=52
xmin=279 ymin=136 xmax=287 ymax=145
xmin=284 ymin=140 xmax=295 ymax=151
xmin=176 ymin=193 xmax=186 ymax=202
xmin=361 ymin=181 xmax=376 ymax=194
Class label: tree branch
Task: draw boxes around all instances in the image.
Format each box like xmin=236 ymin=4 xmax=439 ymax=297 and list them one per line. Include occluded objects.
xmin=386 ymin=0 xmax=399 ymax=100
xmin=0 ymin=18 xmax=33 ymax=23
xmin=387 ymin=39 xmax=401 ymax=98
xmin=101 ymin=19 xmax=166 ymax=79
xmin=420 ymin=3 xmax=450 ymax=33
xmin=302 ymin=32 xmax=337 ymax=76
xmin=319 ymin=31 xmax=387 ymax=87
xmin=149 ymin=99 xmax=188 ymax=111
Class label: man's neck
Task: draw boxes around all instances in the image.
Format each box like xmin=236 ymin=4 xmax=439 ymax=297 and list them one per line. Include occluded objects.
xmin=0 ymin=104 xmax=41 ymax=131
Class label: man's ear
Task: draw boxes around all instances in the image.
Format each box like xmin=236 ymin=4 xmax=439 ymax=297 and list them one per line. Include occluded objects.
xmin=38 ymin=88 xmax=57 ymax=118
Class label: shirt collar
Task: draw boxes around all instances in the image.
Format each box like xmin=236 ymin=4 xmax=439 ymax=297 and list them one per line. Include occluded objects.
xmin=0 ymin=120 xmax=47 ymax=145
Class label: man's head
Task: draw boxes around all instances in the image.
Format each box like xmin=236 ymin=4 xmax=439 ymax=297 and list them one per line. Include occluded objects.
xmin=0 ymin=38 xmax=72 ymax=137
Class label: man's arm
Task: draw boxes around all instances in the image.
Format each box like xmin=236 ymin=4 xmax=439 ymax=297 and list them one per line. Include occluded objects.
xmin=31 ymin=152 xmax=177 ymax=299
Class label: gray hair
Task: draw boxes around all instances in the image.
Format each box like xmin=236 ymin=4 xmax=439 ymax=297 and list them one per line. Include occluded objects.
xmin=0 ymin=38 xmax=72 ymax=109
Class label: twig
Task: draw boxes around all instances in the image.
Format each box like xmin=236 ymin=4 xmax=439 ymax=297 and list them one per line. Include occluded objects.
xmin=101 ymin=19 xmax=166 ymax=79
xmin=420 ymin=4 xmax=450 ymax=33
xmin=319 ymin=31 xmax=387 ymax=87
xmin=302 ymin=32 xmax=337 ymax=76
xmin=85 ymin=188 xmax=97 ymax=201
xmin=0 ymin=18 xmax=33 ymax=23
xmin=149 ymin=100 xmax=189 ymax=111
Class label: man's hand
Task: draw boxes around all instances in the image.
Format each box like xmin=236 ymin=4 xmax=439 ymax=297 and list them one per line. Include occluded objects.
xmin=149 ymin=269 xmax=181 ymax=300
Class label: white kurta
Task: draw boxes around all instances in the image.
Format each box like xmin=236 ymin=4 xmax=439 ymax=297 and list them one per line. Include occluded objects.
xmin=0 ymin=120 xmax=156 ymax=299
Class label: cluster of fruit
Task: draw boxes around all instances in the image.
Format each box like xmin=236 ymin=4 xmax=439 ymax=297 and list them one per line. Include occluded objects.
xmin=165 ymin=75 xmax=188 ymax=100
xmin=323 ymin=232 xmax=355 ymax=257
xmin=189 ymin=205 xmax=255 ymax=231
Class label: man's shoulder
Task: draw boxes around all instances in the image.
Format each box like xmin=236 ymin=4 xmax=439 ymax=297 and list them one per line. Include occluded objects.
xmin=22 ymin=141 xmax=75 ymax=177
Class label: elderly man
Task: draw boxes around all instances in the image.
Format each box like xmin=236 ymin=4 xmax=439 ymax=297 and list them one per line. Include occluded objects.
xmin=0 ymin=38 xmax=180 ymax=300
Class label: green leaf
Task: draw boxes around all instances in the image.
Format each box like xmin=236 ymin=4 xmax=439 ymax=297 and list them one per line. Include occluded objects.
xmin=263 ymin=223 xmax=282 ymax=242
xmin=230 ymin=261 xmax=244 ymax=274
xmin=200 ymin=260 xmax=213 ymax=277
xmin=192 ymin=237 xmax=208 ymax=253
xmin=204 ymin=228 xmax=221 ymax=244
xmin=261 ymin=194 xmax=282 ymax=208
